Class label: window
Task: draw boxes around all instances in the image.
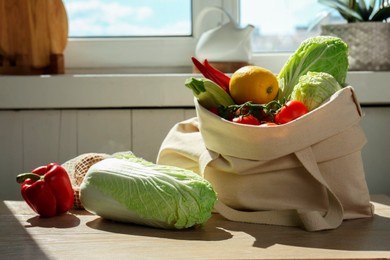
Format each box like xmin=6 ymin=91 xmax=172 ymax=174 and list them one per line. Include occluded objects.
xmin=62 ymin=0 xmax=341 ymax=72
xmin=63 ymin=0 xmax=192 ymax=37
xmin=63 ymin=0 xmax=219 ymax=70
xmin=240 ymin=0 xmax=344 ymax=53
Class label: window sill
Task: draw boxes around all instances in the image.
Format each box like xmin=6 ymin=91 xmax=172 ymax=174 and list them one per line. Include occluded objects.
xmin=0 ymin=71 xmax=389 ymax=109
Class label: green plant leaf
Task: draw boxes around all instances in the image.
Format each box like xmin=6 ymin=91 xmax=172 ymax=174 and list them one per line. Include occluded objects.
xmin=357 ymin=0 xmax=371 ymax=20
xmin=307 ymin=10 xmax=332 ymax=31
xmin=371 ymin=4 xmax=390 ymax=20
xmin=319 ymin=0 xmax=364 ymax=21
xmin=368 ymin=0 xmax=378 ymax=13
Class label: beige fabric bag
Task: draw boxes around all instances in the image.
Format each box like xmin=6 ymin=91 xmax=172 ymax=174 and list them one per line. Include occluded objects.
xmin=157 ymin=86 xmax=374 ymax=231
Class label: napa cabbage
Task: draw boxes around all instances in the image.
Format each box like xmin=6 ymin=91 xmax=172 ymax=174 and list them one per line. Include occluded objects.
xmin=290 ymin=71 xmax=342 ymax=111
xmin=79 ymin=152 xmax=217 ymax=229
xmin=278 ymin=36 xmax=348 ymax=101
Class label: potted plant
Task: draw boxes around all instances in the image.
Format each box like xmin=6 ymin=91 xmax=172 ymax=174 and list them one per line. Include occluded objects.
xmin=319 ymin=0 xmax=390 ymax=71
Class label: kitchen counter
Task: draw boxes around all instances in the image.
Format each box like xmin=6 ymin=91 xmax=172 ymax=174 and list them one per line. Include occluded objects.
xmin=1 ymin=195 xmax=390 ymax=259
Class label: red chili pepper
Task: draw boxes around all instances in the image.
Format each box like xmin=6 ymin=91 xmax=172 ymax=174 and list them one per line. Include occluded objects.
xmin=203 ymin=59 xmax=230 ymax=92
xmin=192 ymin=56 xmax=214 ymax=79
xmin=16 ymin=163 xmax=74 ymax=218
xmin=191 ymin=56 xmax=230 ymax=93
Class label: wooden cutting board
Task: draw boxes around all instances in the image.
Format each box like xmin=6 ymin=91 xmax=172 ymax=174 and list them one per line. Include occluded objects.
xmin=0 ymin=0 xmax=68 ymax=70
xmin=0 ymin=0 xmax=32 ymax=57
xmin=48 ymin=0 xmax=68 ymax=55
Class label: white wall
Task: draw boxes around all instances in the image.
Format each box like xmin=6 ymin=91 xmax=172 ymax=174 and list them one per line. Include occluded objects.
xmin=0 ymin=108 xmax=196 ymax=200
xmin=1 ymin=106 xmax=389 ymax=200
xmin=360 ymin=107 xmax=390 ymax=196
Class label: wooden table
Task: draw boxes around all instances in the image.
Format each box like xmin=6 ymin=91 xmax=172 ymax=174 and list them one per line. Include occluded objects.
xmin=1 ymin=195 xmax=390 ymax=260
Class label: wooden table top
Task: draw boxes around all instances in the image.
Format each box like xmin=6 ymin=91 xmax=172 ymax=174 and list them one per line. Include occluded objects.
xmin=1 ymin=195 xmax=390 ymax=260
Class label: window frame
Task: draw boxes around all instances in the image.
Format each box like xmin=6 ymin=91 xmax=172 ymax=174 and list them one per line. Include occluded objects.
xmin=64 ymin=0 xmax=240 ymax=70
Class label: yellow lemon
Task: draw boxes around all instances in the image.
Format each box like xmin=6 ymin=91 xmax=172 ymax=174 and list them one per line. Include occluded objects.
xmin=229 ymin=66 xmax=279 ymax=104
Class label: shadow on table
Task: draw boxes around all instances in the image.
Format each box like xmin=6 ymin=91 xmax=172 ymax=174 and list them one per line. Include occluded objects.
xmin=0 ymin=201 xmax=50 ymax=260
xmin=215 ymin=195 xmax=390 ymax=251
xmin=86 ymin=197 xmax=390 ymax=252
xmin=26 ymin=212 xmax=81 ymax=229
xmin=217 ymin=213 xmax=390 ymax=251
xmin=86 ymin=216 xmax=233 ymax=242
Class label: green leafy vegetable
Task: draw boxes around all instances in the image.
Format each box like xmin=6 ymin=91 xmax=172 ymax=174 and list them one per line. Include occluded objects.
xmin=277 ymin=36 xmax=348 ymax=101
xmin=185 ymin=77 xmax=235 ymax=109
xmin=80 ymin=153 xmax=217 ymax=229
xmin=290 ymin=71 xmax=342 ymax=111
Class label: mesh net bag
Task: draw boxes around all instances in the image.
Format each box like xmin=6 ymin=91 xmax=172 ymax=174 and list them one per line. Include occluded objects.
xmin=62 ymin=153 xmax=110 ymax=209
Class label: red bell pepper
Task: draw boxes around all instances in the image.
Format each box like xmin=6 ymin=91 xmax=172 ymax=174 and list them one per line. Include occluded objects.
xmin=16 ymin=163 xmax=74 ymax=218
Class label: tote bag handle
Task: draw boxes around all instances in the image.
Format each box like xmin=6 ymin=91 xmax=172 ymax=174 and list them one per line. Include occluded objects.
xmin=201 ymin=146 xmax=344 ymax=231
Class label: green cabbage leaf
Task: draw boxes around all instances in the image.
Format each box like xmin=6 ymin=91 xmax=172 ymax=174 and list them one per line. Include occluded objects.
xmin=291 ymin=71 xmax=342 ymax=111
xmin=80 ymin=153 xmax=217 ymax=229
xmin=278 ymin=36 xmax=348 ymax=101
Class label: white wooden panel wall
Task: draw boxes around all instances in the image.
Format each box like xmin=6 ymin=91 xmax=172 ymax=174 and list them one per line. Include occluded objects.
xmin=1 ymin=107 xmax=388 ymax=200
xmin=360 ymin=107 xmax=390 ymax=196
xmin=0 ymin=108 xmax=196 ymax=200
xmin=77 ymin=110 xmax=132 ymax=154
xmin=132 ymin=109 xmax=194 ymax=161
xmin=1 ymin=111 xmax=24 ymax=200
xmin=23 ymin=110 xmax=64 ymax=169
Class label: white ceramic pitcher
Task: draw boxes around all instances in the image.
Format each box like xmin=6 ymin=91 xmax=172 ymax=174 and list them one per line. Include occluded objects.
xmin=195 ymin=7 xmax=254 ymax=62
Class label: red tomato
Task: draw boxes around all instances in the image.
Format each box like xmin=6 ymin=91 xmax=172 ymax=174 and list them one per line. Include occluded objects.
xmin=208 ymin=107 xmax=219 ymax=115
xmin=274 ymin=100 xmax=308 ymax=124
xmin=232 ymin=115 xmax=261 ymax=125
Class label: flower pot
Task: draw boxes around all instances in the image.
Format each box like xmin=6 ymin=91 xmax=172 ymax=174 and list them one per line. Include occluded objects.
xmin=321 ymin=23 xmax=390 ymax=71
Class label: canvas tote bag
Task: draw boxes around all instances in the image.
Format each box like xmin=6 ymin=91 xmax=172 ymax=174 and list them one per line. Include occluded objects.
xmin=157 ymin=86 xmax=374 ymax=231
